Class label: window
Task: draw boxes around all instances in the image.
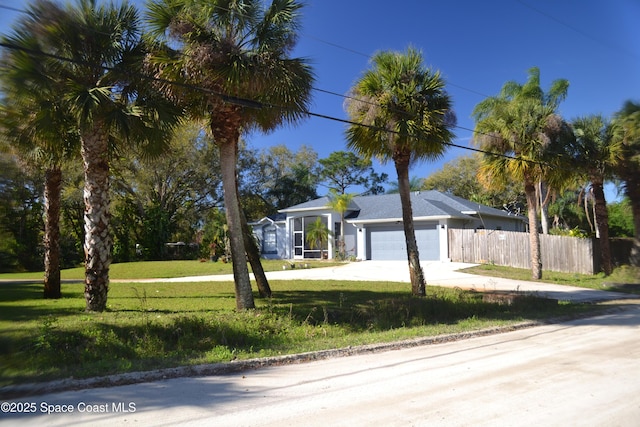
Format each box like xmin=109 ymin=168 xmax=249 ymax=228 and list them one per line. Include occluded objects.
xmin=292 ymin=215 xmax=329 ymax=259
xmin=262 ymin=226 xmax=277 ymax=254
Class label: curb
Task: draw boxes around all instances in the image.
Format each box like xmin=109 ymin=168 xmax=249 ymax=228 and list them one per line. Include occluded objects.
xmin=1 ymin=321 xmax=542 ymax=399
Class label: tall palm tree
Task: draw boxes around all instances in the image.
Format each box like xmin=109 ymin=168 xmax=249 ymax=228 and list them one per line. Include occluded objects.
xmin=472 ymin=67 xmax=570 ymax=280
xmin=613 ymin=101 xmax=640 ymax=267
xmin=0 ymin=90 xmax=77 ymax=299
xmin=5 ymin=0 xmax=181 ymax=311
xmin=327 ymin=190 xmax=354 ymax=259
xmin=146 ymin=0 xmax=314 ymax=310
xmin=1 ymin=2 xmax=82 ymax=299
xmin=345 ymin=47 xmax=456 ymax=296
xmin=571 ymin=115 xmax=620 ymax=275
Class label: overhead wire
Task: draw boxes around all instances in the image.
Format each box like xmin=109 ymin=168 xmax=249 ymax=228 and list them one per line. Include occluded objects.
xmin=0 ymin=1 xmax=600 ymax=166
xmin=0 ymin=3 xmax=517 ymax=160
xmin=516 ymin=0 xmax=640 ymax=61
xmin=0 ymin=38 xmax=536 ymax=165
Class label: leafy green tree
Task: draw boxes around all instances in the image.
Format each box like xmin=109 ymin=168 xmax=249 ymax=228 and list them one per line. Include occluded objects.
xmin=345 ymin=47 xmax=456 ymax=296
xmin=472 ymin=67 xmax=570 ymax=280
xmin=318 ymin=151 xmax=387 ymax=195
xmin=421 ymin=154 xmax=526 ymax=211
xmin=111 ymin=122 xmax=223 ymax=261
xmin=241 ymin=144 xmax=318 ymax=216
xmin=200 ymin=208 xmax=230 ymax=261
xmin=7 ymin=0 xmax=182 ymax=311
xmin=59 ymin=164 xmax=85 ymax=267
xmin=608 ymin=198 xmax=634 ymax=238
xmin=265 ymin=164 xmax=319 ymax=210
xmin=146 ymin=0 xmax=314 ymax=310
xmin=0 ymin=153 xmax=43 ymax=272
xmin=547 ymin=189 xmax=589 ymax=232
xmin=571 ymin=115 xmax=620 ymax=275
xmin=613 ymin=101 xmax=640 ymax=267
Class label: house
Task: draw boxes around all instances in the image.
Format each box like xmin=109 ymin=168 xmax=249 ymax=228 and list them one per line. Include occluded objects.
xmin=251 ymin=190 xmax=526 ymax=261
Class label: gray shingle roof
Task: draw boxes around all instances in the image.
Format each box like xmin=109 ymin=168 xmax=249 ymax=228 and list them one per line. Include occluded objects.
xmin=280 ymin=190 xmax=523 ymax=222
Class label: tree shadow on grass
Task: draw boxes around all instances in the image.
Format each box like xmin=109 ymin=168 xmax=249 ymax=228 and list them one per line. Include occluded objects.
xmin=3 ymin=311 xmax=292 ymax=386
xmin=267 ymin=288 xmax=563 ymax=330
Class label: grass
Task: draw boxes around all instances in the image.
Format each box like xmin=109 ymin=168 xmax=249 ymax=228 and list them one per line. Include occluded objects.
xmin=462 ymin=264 xmax=640 ymax=294
xmin=0 ymin=259 xmax=344 ymax=281
xmin=0 ymin=260 xmax=623 ymax=389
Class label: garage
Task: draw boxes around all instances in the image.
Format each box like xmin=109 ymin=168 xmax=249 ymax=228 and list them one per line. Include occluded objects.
xmin=367 ymin=223 xmax=440 ymax=260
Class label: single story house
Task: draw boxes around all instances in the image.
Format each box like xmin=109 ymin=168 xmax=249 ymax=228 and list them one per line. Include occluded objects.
xmin=251 ymin=190 xmax=526 ymax=261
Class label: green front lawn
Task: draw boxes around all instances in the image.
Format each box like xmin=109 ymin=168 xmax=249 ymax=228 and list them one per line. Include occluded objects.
xmin=0 ymin=259 xmax=344 ymax=281
xmin=462 ymin=264 xmax=640 ymax=294
xmin=0 ymin=261 xmax=608 ymax=389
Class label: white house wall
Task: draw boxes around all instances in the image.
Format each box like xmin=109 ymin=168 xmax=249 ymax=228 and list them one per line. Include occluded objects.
xmin=343 ymin=222 xmax=357 ymax=258
xmin=438 ymin=221 xmax=450 ymax=262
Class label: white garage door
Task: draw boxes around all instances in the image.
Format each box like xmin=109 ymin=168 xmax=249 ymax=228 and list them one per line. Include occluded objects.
xmin=367 ymin=224 xmax=439 ymax=260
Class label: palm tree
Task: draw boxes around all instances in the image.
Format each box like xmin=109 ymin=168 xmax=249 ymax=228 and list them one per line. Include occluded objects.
xmin=327 ymin=190 xmax=354 ymax=259
xmin=1 ymin=1 xmax=83 ymax=299
xmin=146 ymin=0 xmax=314 ymax=310
xmin=6 ymin=0 xmax=181 ymax=311
xmin=571 ymin=115 xmax=620 ymax=275
xmin=613 ymin=101 xmax=640 ymax=267
xmin=386 ymin=176 xmax=424 ymax=194
xmin=472 ymin=67 xmax=570 ymax=280
xmin=305 ymin=217 xmax=331 ymax=257
xmin=0 ymin=90 xmax=77 ymax=299
xmin=345 ymin=47 xmax=456 ymax=296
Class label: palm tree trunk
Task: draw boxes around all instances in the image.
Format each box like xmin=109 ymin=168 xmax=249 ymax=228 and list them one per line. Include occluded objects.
xmin=218 ymin=139 xmax=255 ymax=310
xmin=625 ymin=179 xmax=640 ymax=268
xmin=395 ymin=158 xmax=426 ymax=296
xmin=525 ymin=179 xmax=542 ymax=279
xmin=591 ymin=180 xmax=612 ymax=275
xmin=43 ymin=166 xmax=62 ymax=299
xmin=583 ymin=189 xmax=594 ymax=234
xmin=81 ymin=127 xmax=112 ymax=312
xmin=537 ymin=181 xmax=550 ymax=235
xmin=240 ymin=209 xmax=271 ymax=298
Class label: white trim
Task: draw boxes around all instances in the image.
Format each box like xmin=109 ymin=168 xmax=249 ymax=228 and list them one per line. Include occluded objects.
xmin=348 ymin=215 xmax=455 ymax=225
xmin=249 ymin=216 xmax=286 ymax=226
xmin=278 ymin=205 xmax=329 ymax=214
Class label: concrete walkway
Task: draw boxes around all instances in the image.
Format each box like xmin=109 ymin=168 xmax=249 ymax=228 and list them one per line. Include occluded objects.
xmin=133 ymin=260 xmax=635 ymax=304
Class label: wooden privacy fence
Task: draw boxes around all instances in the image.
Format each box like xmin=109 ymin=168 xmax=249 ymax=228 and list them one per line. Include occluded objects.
xmin=448 ymin=229 xmax=599 ymax=275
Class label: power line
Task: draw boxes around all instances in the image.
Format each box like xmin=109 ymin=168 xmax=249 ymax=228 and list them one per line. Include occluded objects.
xmin=0 ymin=3 xmax=491 ymax=100
xmin=0 ymin=39 xmax=544 ymax=166
xmin=0 ymin=3 xmax=22 ymax=14
xmin=0 ymin=1 xmax=568 ymax=167
xmin=516 ymin=0 xmax=640 ymax=61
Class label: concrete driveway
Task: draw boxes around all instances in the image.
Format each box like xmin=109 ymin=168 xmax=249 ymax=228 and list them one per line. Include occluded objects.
xmin=149 ymin=260 xmax=634 ymax=303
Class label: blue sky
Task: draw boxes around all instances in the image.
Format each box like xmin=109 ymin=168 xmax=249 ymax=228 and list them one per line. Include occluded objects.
xmin=1 ymin=0 xmax=638 ymax=198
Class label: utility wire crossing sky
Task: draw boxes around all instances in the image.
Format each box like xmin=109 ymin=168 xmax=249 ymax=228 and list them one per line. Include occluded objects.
xmin=0 ymin=0 xmax=637 ymax=197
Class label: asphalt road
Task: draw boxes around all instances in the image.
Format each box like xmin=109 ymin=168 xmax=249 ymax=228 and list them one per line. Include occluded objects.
xmin=2 ymin=304 xmax=639 ymax=426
